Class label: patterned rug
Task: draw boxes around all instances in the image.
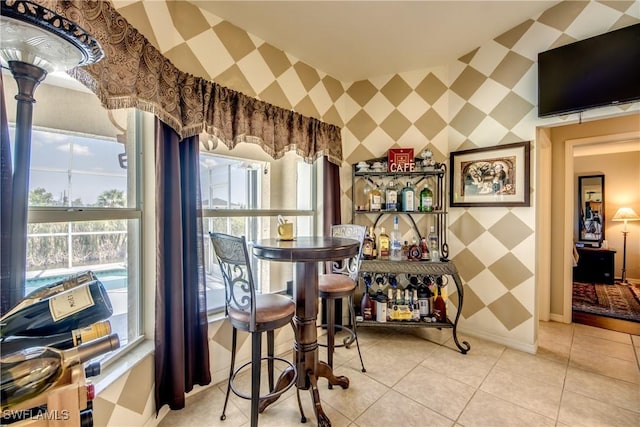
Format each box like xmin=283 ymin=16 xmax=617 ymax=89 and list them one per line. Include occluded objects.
xmin=572 ymin=282 xmax=640 ymax=322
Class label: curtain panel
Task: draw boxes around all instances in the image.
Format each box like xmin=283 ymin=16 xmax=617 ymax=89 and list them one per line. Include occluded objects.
xmin=155 ymin=119 xmax=211 ymax=412
xmin=32 ymin=0 xmax=343 ymax=165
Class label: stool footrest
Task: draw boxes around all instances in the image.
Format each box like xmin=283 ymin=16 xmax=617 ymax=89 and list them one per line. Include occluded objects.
xmin=317 ymin=324 xmax=356 ymax=348
xmin=229 ymin=356 xmax=297 ymax=401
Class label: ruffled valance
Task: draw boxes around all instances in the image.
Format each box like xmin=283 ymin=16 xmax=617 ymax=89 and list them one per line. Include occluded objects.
xmin=33 ymin=0 xmax=343 ymax=165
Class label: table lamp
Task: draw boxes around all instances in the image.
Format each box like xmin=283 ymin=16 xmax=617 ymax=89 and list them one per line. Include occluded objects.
xmin=1 ymin=0 xmax=103 ymax=313
xmin=611 ymin=207 xmax=640 ymax=284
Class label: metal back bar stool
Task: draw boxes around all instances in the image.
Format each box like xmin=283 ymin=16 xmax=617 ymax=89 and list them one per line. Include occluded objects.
xmin=318 ymin=224 xmax=367 ymax=383
xmin=210 ymin=232 xmax=302 ymax=427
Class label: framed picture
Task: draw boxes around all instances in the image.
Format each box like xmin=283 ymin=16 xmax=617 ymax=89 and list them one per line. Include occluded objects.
xmin=449 ymin=141 xmax=530 ymax=207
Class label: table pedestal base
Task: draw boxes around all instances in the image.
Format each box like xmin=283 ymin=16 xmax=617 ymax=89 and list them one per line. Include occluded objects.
xmin=258 ymin=361 xmax=349 ymax=427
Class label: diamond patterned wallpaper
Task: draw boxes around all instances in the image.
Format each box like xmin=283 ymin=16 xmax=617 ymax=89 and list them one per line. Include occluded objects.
xmin=96 ymin=1 xmax=639 ymax=424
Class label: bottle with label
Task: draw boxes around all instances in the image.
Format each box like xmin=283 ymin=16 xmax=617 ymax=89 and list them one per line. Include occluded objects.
xmin=417 ymin=282 xmax=432 ymax=319
xmin=433 ymin=285 xmax=447 ymax=322
xmin=428 ymin=225 xmax=440 ymax=262
xmin=407 ymin=238 xmax=420 ymax=260
xmin=420 ymin=184 xmax=434 ymax=212
xmin=0 ymin=334 xmax=120 ymax=409
xmin=377 ymin=227 xmax=390 ymax=259
xmin=360 ymin=274 xmax=374 ymax=321
xmin=419 ymin=237 xmax=429 ymax=260
xmin=401 ymin=181 xmax=415 ymax=212
xmin=412 ymin=289 xmax=421 ymax=321
xmin=385 ymin=180 xmax=398 ymax=211
xmin=368 ymin=182 xmax=382 ymax=212
xmin=0 ymin=280 xmax=113 ymax=338
xmin=362 ymin=226 xmax=375 ymax=260
xmin=0 ymin=321 xmax=112 ymax=355
xmin=389 ymin=216 xmax=403 ymax=261
xmin=1 ymin=271 xmax=98 ymax=320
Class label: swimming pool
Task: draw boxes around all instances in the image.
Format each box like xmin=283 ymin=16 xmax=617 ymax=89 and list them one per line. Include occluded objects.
xmin=25 ymin=268 xmax=128 ymax=295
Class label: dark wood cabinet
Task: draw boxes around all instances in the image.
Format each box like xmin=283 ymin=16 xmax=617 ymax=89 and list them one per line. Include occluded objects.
xmin=574 ymin=247 xmax=617 ymax=285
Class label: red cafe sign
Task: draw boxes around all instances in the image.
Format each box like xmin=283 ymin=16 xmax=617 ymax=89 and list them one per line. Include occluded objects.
xmin=388 ymin=148 xmax=415 ymax=172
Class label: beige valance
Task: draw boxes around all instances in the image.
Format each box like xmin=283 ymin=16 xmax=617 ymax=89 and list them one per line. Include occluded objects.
xmin=40 ymin=0 xmax=343 ymax=165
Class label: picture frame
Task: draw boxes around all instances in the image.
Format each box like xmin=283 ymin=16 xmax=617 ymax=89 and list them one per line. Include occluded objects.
xmin=449 ymin=141 xmax=530 ymax=207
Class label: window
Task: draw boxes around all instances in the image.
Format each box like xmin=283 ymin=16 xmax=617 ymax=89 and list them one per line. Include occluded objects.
xmin=200 ymin=146 xmax=316 ymax=313
xmin=10 ymin=104 xmax=143 ymax=350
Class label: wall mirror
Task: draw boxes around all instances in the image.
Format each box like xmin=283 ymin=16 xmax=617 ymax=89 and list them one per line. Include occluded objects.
xmin=578 ymin=174 xmax=605 ymax=246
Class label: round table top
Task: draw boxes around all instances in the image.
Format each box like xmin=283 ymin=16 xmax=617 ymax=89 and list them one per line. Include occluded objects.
xmin=252 ymin=236 xmax=359 ymax=262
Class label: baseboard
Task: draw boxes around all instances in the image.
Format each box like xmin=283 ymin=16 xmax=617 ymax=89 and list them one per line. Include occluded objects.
xmin=549 ymin=313 xmax=567 ymax=323
xmin=457 ymin=326 xmax=537 ymax=354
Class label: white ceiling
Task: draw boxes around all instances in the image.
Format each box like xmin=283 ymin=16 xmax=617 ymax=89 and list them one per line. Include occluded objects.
xmin=188 ymin=0 xmax=560 ymax=81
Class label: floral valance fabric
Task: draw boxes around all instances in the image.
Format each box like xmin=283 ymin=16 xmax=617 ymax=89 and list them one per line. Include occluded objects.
xmin=37 ymin=0 xmax=343 ymax=165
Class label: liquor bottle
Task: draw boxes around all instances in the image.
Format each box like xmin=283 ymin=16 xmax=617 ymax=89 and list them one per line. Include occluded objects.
xmin=401 ymin=181 xmax=415 ymax=212
xmin=408 ymin=238 xmax=421 ymax=260
xmin=0 ymin=280 xmax=113 ymax=338
xmin=412 ymin=289 xmax=421 ymax=321
xmin=385 ymin=180 xmax=398 ymax=211
xmin=417 ymin=282 xmax=432 ymax=319
xmin=2 ymin=271 xmax=98 ymax=320
xmin=368 ymin=182 xmax=382 ymax=212
xmin=362 ymin=226 xmax=375 ymax=260
xmin=420 ymin=184 xmax=434 ymax=212
xmin=433 ymin=285 xmax=447 ymax=322
xmin=420 ymin=237 xmax=429 ymax=260
xmin=0 ymin=321 xmax=112 ymax=355
xmin=360 ymin=274 xmax=374 ymax=320
xmin=428 ymin=226 xmax=440 ymax=262
xmin=389 ymin=216 xmax=403 ymax=261
xmin=377 ymin=227 xmax=390 ymax=259
xmin=1 ymin=334 xmax=120 ymax=409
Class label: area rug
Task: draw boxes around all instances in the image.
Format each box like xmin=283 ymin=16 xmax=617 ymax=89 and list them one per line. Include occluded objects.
xmin=572 ymin=282 xmax=640 ymax=322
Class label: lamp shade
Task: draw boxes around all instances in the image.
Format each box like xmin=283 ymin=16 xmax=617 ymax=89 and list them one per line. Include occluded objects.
xmin=612 ymin=207 xmax=640 ymax=222
xmin=0 ymin=0 xmax=103 ymax=72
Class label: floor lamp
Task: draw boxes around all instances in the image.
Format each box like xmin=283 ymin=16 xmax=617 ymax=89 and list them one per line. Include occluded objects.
xmin=0 ymin=0 xmax=103 ymax=313
xmin=612 ymin=207 xmax=640 ymax=284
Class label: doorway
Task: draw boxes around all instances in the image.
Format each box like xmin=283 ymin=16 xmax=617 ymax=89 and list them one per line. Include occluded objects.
xmin=536 ymin=114 xmax=640 ymax=335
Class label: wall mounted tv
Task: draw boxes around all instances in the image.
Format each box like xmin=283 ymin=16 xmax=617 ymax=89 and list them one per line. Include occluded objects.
xmin=538 ymin=23 xmax=640 ymax=118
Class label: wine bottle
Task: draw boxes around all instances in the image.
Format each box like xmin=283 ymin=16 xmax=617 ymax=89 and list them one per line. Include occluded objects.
xmin=433 ymin=285 xmax=447 ymax=323
xmin=360 ymin=274 xmax=373 ymax=320
xmin=0 ymin=280 xmax=113 ymax=338
xmin=1 ymin=334 xmax=119 ymax=409
xmin=0 ymin=321 xmax=111 ymax=355
xmin=2 ymin=271 xmax=98 ymax=320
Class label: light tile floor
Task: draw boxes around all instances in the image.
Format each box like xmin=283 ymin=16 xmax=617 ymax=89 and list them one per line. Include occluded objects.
xmin=159 ymin=321 xmax=640 ymax=426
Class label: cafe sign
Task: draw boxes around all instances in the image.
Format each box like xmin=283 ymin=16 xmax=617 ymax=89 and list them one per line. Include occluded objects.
xmin=388 ymin=148 xmax=415 ymax=172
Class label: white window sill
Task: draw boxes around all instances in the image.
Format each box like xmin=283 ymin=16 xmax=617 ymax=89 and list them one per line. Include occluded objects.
xmin=93 ymin=338 xmax=155 ymax=395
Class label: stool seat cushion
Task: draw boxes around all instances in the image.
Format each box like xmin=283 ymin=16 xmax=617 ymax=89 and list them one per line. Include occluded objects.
xmin=229 ymin=293 xmax=295 ymax=329
xmin=318 ymin=273 xmax=356 ymax=294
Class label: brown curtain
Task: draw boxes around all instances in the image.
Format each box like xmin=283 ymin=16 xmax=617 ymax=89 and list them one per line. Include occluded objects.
xmin=155 ymin=118 xmax=211 ymax=412
xmin=38 ymin=0 xmax=343 ymax=166
xmin=0 ymin=73 xmax=13 ymax=314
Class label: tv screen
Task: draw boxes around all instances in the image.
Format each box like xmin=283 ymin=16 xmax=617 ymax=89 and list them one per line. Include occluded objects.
xmin=538 ymin=23 xmax=640 ymax=117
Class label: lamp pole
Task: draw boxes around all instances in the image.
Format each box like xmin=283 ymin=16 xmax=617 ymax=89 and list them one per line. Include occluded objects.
xmin=620 ymin=229 xmax=629 ymax=284
xmin=5 ymin=61 xmax=47 ymax=311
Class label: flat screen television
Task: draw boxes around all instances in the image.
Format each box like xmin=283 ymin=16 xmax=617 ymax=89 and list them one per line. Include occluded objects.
xmin=537 ymin=23 xmax=640 ymax=117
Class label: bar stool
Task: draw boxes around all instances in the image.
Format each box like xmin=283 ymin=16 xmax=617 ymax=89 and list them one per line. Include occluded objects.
xmin=318 ymin=224 xmax=367 ymax=383
xmin=210 ymin=232 xmax=303 ymax=427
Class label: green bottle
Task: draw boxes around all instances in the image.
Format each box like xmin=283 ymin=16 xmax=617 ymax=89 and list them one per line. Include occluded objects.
xmin=420 ymin=185 xmax=434 ymax=212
